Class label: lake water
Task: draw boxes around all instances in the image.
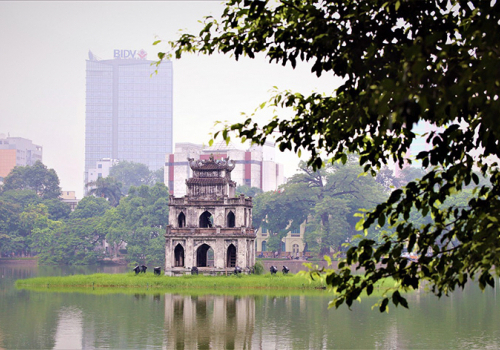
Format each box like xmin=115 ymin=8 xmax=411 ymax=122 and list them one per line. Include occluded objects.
xmin=1 ymin=263 xmax=500 ymax=349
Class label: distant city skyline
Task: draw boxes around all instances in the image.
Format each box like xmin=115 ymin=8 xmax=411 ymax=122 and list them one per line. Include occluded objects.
xmin=0 ymin=134 xmax=43 ymax=179
xmin=0 ymin=2 xmax=339 ymax=198
xmin=166 ymin=141 xmax=285 ymax=197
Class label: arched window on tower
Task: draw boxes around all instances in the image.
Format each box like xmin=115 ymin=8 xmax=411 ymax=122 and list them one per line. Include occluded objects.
xmin=227 ymin=244 xmax=236 ymax=267
xmin=199 ymin=211 xmax=213 ymax=228
xmin=227 ymin=211 xmax=235 ymax=227
xmin=196 ymin=243 xmax=212 ymax=267
xmin=174 ymin=244 xmax=185 ymax=267
xmin=178 ymin=212 xmax=186 ymax=228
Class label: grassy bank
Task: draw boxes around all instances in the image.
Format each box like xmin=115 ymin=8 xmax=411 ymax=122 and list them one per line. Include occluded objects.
xmin=16 ymin=272 xmax=326 ymax=291
xmin=16 ymin=272 xmax=401 ymax=299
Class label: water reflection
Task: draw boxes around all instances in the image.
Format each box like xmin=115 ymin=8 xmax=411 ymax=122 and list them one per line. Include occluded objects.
xmin=54 ymin=307 xmax=83 ymax=350
xmin=164 ymin=294 xmax=255 ymax=349
xmin=2 ymin=265 xmax=500 ymax=349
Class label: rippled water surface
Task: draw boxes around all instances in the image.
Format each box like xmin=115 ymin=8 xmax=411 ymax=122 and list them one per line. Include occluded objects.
xmin=1 ymin=263 xmax=499 ymax=349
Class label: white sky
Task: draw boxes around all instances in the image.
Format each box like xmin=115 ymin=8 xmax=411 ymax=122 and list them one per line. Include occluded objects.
xmin=0 ymin=1 xmax=341 ymax=198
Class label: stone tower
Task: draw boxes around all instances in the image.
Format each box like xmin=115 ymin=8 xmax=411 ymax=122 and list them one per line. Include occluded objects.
xmin=165 ymin=156 xmax=256 ymax=275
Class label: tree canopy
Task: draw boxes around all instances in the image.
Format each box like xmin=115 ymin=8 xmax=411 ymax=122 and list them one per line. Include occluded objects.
xmin=109 ymin=161 xmax=158 ymax=195
xmin=86 ymin=176 xmax=123 ymax=207
xmin=160 ymin=0 xmax=500 ymax=311
xmin=253 ymin=159 xmax=387 ymax=254
xmin=100 ymin=183 xmax=169 ymax=264
xmin=2 ymin=161 xmax=61 ymax=199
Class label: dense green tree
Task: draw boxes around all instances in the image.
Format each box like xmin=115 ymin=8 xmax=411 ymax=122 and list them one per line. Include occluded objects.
xmin=99 ymin=208 xmax=128 ymax=259
xmin=160 ymin=0 xmax=500 ymax=310
xmin=152 ymin=167 xmax=165 ymax=185
xmin=33 ymin=218 xmax=105 ymax=265
xmin=0 ymin=199 xmax=22 ymax=256
xmin=86 ymin=176 xmax=123 ymax=207
xmin=253 ymin=182 xmax=315 ymax=252
xmin=253 ymin=160 xmax=386 ymax=255
xmin=2 ymin=161 xmax=61 ymax=199
xmin=109 ymin=161 xmax=154 ymax=195
xmin=100 ymin=183 xmax=169 ymax=264
xmin=117 ymin=183 xmax=169 ymax=265
xmin=255 ymin=183 xmax=315 ymax=233
xmin=236 ymin=185 xmax=262 ymax=198
xmin=70 ymin=196 xmax=111 ymax=219
xmin=0 ymin=189 xmax=71 ymax=256
xmin=0 ymin=189 xmax=41 ymax=209
xmin=290 ymin=160 xmax=386 ymax=241
xmin=43 ymin=198 xmax=71 ymax=221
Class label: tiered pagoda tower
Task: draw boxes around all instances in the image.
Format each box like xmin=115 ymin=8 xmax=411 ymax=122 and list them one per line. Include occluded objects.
xmin=165 ymin=156 xmax=256 ymax=275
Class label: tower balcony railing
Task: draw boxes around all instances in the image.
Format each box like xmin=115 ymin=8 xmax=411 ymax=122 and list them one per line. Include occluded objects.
xmin=166 ymin=226 xmax=256 ymax=236
xmin=169 ymin=195 xmax=252 ymax=206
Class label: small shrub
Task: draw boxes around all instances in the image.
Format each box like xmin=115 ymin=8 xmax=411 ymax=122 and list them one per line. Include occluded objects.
xmin=253 ymin=261 xmax=265 ymax=275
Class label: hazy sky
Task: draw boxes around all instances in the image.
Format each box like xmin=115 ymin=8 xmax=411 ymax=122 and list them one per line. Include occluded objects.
xmin=0 ymin=1 xmax=340 ymax=198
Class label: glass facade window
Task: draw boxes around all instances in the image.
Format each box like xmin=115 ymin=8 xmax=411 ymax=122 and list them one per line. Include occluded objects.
xmin=85 ymin=55 xmax=173 ymax=184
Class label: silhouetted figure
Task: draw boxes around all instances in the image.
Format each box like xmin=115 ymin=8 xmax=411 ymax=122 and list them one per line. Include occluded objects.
xmin=191 ymin=266 xmax=199 ymax=275
xmin=270 ymin=266 xmax=278 ymax=275
xmin=140 ymin=265 xmax=147 ymax=273
xmin=282 ymin=266 xmax=290 ymax=274
xmin=153 ymin=267 xmax=161 ymax=276
xmin=133 ymin=265 xmax=141 ymax=275
xmin=234 ymin=266 xmax=242 ymax=274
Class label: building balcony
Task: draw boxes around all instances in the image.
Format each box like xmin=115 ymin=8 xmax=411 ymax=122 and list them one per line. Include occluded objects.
xmin=166 ymin=226 xmax=256 ymax=237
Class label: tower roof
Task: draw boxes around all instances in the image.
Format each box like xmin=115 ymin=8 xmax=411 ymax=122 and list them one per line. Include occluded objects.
xmin=188 ymin=155 xmax=235 ymax=172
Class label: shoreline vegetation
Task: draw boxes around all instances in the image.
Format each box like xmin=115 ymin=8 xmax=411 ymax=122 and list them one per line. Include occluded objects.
xmin=15 ymin=272 xmax=398 ymax=298
xmin=16 ymin=272 xmax=325 ymax=290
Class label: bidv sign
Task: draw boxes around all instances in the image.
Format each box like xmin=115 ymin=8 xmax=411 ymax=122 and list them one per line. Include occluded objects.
xmin=113 ymin=49 xmax=147 ymax=60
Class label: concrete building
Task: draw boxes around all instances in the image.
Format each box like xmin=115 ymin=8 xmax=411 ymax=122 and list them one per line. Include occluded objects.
xmin=165 ymin=141 xmax=285 ymax=196
xmin=60 ymin=191 xmax=80 ymax=211
xmin=87 ymin=158 xmax=118 ymax=183
xmin=165 ymin=156 xmax=256 ymax=275
xmin=0 ymin=134 xmax=43 ymax=179
xmin=84 ymin=158 xmax=119 ymax=195
xmin=85 ymin=49 xmax=173 ymax=188
xmin=255 ymin=222 xmax=307 ymax=258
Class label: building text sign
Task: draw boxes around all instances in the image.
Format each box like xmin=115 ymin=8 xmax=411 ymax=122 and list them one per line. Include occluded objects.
xmin=113 ymin=49 xmax=147 ymax=60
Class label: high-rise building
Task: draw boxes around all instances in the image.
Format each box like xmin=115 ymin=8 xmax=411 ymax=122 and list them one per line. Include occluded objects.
xmin=0 ymin=134 xmax=43 ymax=179
xmin=165 ymin=141 xmax=285 ymax=197
xmin=85 ymin=49 xmax=173 ymax=185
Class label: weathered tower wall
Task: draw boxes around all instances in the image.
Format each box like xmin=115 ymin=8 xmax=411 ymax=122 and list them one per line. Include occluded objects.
xmin=165 ymin=157 xmax=255 ymax=275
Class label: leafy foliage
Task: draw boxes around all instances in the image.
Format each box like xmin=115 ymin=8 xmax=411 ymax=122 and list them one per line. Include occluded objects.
xmin=236 ymin=185 xmax=262 ymax=198
xmin=2 ymin=161 xmax=61 ymax=199
xmin=70 ymin=196 xmax=111 ymax=219
xmin=253 ymin=159 xmax=387 ymax=255
xmin=109 ymin=161 xmax=160 ymax=195
xmin=86 ymin=176 xmax=123 ymax=207
xmin=100 ymin=183 xmax=170 ymax=264
xmin=0 ymin=162 xmax=169 ymax=265
xmin=0 ymin=187 xmax=72 ymax=257
xmin=160 ymin=0 xmax=500 ymax=310
xmin=34 ymin=218 xmax=105 ymax=265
